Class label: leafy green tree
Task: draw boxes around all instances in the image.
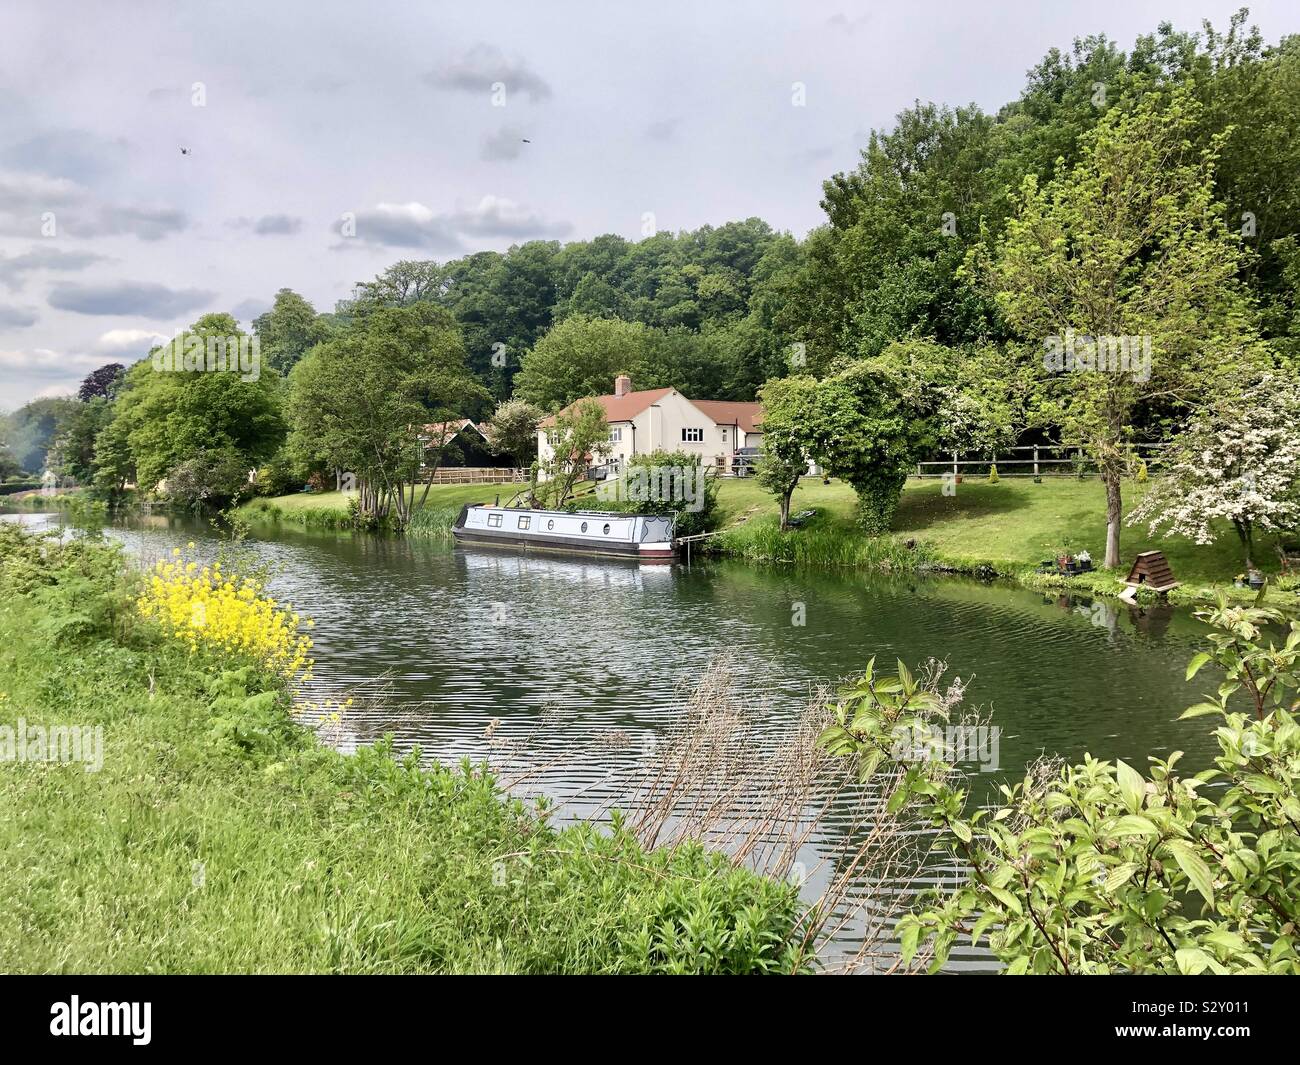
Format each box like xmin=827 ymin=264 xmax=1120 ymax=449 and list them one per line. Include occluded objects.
xmin=514 ymin=315 xmax=651 ymax=410
xmin=802 ymin=361 xmax=939 ymax=533
xmin=754 ymin=376 xmax=817 ymax=530
xmin=533 ymin=400 xmax=609 ymax=508
xmin=252 ymin=289 xmax=332 ymax=375
xmin=104 ymin=314 xmax=284 ymax=499
xmin=286 ymin=302 xmax=488 ymax=527
xmin=52 ymin=397 xmax=114 ymax=484
xmin=979 ymin=87 xmax=1263 ymax=568
xmin=2 ymin=397 xmax=79 ymax=473
xmin=819 ymin=598 xmax=1300 ymax=974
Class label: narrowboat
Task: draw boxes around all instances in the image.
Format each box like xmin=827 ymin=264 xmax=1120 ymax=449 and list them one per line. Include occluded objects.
xmin=452 ymin=504 xmax=676 ymax=561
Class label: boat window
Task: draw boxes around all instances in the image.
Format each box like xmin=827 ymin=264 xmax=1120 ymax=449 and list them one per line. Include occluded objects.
xmin=603 ymin=523 xmax=611 ymax=535
xmin=580 ymin=521 xmax=588 ymax=533
xmin=517 ymin=515 xmax=531 ymax=530
xmin=487 ymin=513 xmax=502 ymax=527
xmin=547 ymin=519 xmax=554 ymax=531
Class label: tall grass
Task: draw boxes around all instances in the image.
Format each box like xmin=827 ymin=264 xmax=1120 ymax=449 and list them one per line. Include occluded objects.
xmin=711 ymin=513 xmax=938 ymax=571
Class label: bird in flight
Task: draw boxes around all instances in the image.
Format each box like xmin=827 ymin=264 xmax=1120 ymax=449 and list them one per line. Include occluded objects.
xmin=521 ymin=138 xmax=531 ymax=143
xmin=180 ymin=147 xmax=191 ymax=155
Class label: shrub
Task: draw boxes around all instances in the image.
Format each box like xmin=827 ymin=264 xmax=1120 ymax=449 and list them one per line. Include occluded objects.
xmin=986 ymin=464 xmax=999 ymax=484
xmin=818 ymin=598 xmax=1300 ymax=974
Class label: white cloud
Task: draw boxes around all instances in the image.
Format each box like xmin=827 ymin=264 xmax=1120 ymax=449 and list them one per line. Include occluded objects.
xmin=96 ymin=328 xmax=168 ymax=353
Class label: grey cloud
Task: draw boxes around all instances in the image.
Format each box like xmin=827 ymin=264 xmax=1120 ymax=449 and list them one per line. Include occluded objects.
xmin=334 ymin=203 xmax=463 ymax=251
xmin=47 ymin=281 xmax=215 ymax=318
xmin=335 ymin=196 xmax=569 ymax=251
xmin=646 ymin=119 xmax=679 ymax=142
xmin=0 ymin=304 xmax=38 ymax=328
xmin=65 ymin=205 xmax=190 ymax=241
xmin=0 ymin=131 xmax=131 ymax=183
xmin=231 ymin=298 xmax=271 ymax=322
xmin=827 ymin=13 xmax=871 ymax=33
xmin=481 ymin=126 xmax=527 ymax=162
xmin=0 ymin=246 xmax=108 ymax=291
xmin=424 ymin=44 xmax=552 ymax=102
xmin=229 ymin=213 xmax=304 ymax=235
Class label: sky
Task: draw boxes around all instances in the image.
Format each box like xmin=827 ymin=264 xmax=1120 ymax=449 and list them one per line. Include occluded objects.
xmin=1 ymin=0 xmax=1297 ymax=407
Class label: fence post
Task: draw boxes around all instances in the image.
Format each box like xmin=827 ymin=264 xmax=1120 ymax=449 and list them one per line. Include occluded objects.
xmin=952 ymin=451 xmax=958 ymax=478
xmin=1033 ymin=445 xmax=1039 ymax=478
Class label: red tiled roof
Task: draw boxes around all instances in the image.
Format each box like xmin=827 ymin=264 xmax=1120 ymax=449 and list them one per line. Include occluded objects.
xmin=538 ymin=390 xmax=765 ymax=431
xmin=690 ymin=400 xmax=764 ymax=433
xmin=539 ymin=388 xmax=674 ymax=428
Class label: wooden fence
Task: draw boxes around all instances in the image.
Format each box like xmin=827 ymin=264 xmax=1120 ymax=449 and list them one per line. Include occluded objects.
xmin=915 ymin=443 xmax=1169 ymax=479
xmin=428 ymin=466 xmax=528 ymax=485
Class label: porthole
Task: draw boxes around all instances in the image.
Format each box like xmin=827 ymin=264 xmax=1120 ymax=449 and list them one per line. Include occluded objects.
xmin=547 ymin=519 xmax=554 ymax=531
xmin=603 ymin=523 xmax=611 ymax=535
xmin=581 ymin=521 xmax=588 ymax=533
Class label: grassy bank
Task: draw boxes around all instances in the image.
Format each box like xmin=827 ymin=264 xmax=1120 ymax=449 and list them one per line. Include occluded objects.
xmin=238 ymin=476 xmax=1298 ymax=607
xmin=0 ymin=524 xmax=803 ymax=974
xmin=712 ymin=476 xmax=1298 ymax=607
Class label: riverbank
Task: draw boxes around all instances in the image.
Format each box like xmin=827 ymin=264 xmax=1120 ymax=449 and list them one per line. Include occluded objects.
xmin=239 ymin=477 xmax=1298 ymax=609
xmin=0 ymin=523 xmax=803 ymax=974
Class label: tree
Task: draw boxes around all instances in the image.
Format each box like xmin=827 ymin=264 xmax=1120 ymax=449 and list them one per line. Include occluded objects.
xmin=77 ymin=363 xmax=124 ymax=401
xmin=483 ymin=398 xmax=543 ymax=468
xmin=1127 ymin=371 xmax=1300 ymax=569
xmin=819 ymin=599 xmax=1300 ymax=974
xmin=533 ymin=400 xmax=609 ymax=509
xmin=103 ymin=314 xmax=285 ymax=499
xmin=2 ymin=397 xmax=79 ymax=473
xmin=802 ymin=361 xmax=939 ymax=533
xmin=514 ymin=315 xmax=651 ymax=410
xmin=252 ymin=289 xmax=332 ymax=375
xmin=52 ymin=397 xmax=114 ymax=484
xmin=754 ymin=376 xmax=817 ymax=530
xmin=980 ymin=87 xmax=1263 ymax=568
xmin=286 ymin=302 xmax=488 ymax=527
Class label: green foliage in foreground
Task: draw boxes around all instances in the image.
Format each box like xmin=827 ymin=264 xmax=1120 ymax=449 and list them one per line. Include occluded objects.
xmin=0 ymin=524 xmax=803 ymax=974
xmin=819 ymin=598 xmax=1300 ymax=974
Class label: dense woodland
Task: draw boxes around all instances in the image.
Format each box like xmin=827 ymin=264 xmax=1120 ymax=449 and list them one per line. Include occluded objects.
xmin=4 ymin=11 xmax=1299 ymax=559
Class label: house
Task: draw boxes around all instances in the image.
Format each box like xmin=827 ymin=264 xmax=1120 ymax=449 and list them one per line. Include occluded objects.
xmin=420 ymin=419 xmax=512 ymax=468
xmin=537 ymin=374 xmax=763 ymax=475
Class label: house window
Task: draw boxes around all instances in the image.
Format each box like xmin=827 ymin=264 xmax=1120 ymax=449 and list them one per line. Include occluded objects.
xmin=517 ymin=515 xmax=531 ymax=530
xmin=609 ymin=427 xmax=622 ymax=442
xmin=487 ymin=513 xmax=502 ymax=528
xmin=682 ymin=427 xmax=704 ymax=443
xmin=721 ymin=428 xmax=728 ymax=442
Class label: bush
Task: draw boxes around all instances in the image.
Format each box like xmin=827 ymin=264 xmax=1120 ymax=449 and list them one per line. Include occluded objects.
xmin=818 ymin=598 xmax=1300 ymax=974
xmin=987 ymin=464 xmax=999 ymax=484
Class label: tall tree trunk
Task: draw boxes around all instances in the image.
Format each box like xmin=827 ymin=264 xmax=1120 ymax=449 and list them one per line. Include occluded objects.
xmin=779 ymin=486 xmax=793 ymax=531
xmin=1234 ymin=518 xmax=1255 ymax=570
xmin=1103 ymin=468 xmax=1123 ymax=569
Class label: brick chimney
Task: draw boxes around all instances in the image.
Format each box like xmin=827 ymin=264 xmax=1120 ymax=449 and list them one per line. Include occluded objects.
xmin=614 ymin=373 xmax=632 ymax=397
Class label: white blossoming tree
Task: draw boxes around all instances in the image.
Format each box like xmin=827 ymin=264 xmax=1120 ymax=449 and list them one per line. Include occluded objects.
xmin=1127 ymin=372 xmax=1300 ymax=570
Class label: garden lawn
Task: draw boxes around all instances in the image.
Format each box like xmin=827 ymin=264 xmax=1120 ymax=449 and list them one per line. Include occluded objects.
xmin=713 ymin=476 xmax=1289 ymax=593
